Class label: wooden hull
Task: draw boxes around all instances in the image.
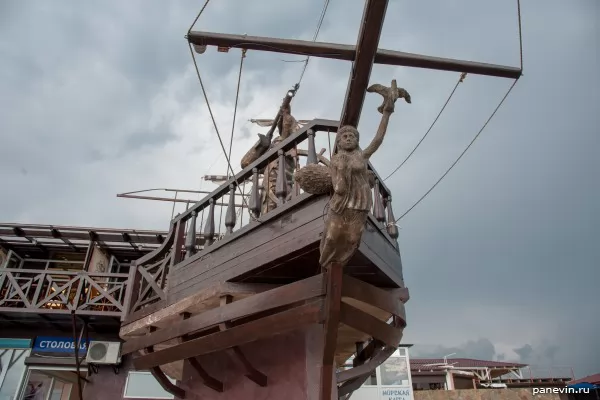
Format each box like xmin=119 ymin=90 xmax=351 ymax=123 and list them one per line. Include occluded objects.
xmin=120 ymin=192 xmax=408 ymax=399
xmin=118 ymin=120 xmax=409 ymax=398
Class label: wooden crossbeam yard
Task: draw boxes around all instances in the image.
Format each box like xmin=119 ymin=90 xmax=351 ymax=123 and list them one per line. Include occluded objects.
xmin=188 ymin=0 xmax=521 ymax=127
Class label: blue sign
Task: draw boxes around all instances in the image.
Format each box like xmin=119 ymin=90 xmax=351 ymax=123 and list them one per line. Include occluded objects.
xmin=33 ymin=337 xmax=89 ymax=354
xmin=0 ymin=338 xmax=31 ymax=349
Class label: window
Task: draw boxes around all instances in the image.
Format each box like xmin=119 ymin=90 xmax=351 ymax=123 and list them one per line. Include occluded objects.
xmin=20 ymin=370 xmax=73 ymax=400
xmin=0 ymin=345 xmax=30 ymax=400
xmin=380 ymin=357 xmax=409 ymax=386
xmin=123 ymin=371 xmax=175 ymax=399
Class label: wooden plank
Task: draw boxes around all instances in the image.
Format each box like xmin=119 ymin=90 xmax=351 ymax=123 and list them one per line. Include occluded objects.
xmin=133 ymin=300 xmax=324 ymax=370
xmin=337 ymin=343 xmax=397 ymax=384
xmin=144 ymin=343 xmax=187 ymax=399
xmin=135 ymin=226 xmax=175 ymax=266
xmin=4 ymin=273 xmax=32 ymax=307
xmin=187 ymin=32 xmax=522 ymax=79
xmin=320 ymin=263 xmax=343 ymax=400
xmin=170 ymin=219 xmax=186 ymax=267
xmin=339 ymin=302 xmax=402 ymax=348
xmin=175 ymin=218 xmax=323 ymax=294
xmin=187 ymin=357 xmax=223 ymax=392
xmin=333 ymin=296 xmax=393 ymax=367
xmin=124 ymin=195 xmax=326 ymax=324
xmin=121 ymin=263 xmax=141 ymax=322
xmin=358 ymin=219 xmax=404 ymax=287
xmin=179 ymin=313 xmax=224 ymax=393
xmin=0 ymin=306 xmax=123 ymax=318
xmin=170 ymin=194 xmax=328 ymax=288
xmin=352 ymin=339 xmax=379 ymax=367
xmin=337 ymin=347 xmax=397 ymax=397
xmin=218 ymin=295 xmax=268 ymax=387
xmin=170 ymin=222 xmax=324 ymax=303
xmin=122 ymin=274 xmax=324 ymax=354
xmin=169 ymin=201 xmax=326 ymax=297
xmin=341 ymin=274 xmax=406 ymax=321
xmin=0 ymin=226 xmax=168 ymax=246
xmin=120 ymin=282 xmax=279 ymax=338
xmin=366 ymin=212 xmax=396 ymax=248
xmin=339 ymin=0 xmax=389 ymax=127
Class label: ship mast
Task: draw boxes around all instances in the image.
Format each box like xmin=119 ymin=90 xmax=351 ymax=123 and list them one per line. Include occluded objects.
xmin=188 ymin=0 xmax=521 ymax=129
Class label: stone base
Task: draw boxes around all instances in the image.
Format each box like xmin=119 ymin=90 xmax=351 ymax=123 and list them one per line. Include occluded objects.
xmin=176 ymin=325 xmax=337 ymax=400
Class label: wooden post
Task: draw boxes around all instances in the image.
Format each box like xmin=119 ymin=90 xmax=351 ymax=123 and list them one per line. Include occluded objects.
xmin=184 ymin=212 xmax=197 ymax=259
xmin=203 ymin=199 xmax=216 ymax=246
xmin=321 ymin=262 xmax=343 ymax=400
xmin=275 ymin=150 xmax=288 ymax=205
xmin=224 ymin=184 xmax=237 ymax=234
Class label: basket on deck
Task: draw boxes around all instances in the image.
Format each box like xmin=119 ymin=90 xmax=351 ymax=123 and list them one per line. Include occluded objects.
xmin=294 ymin=164 xmax=333 ymax=195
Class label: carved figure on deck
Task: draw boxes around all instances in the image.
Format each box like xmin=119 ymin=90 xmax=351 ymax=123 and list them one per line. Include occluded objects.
xmin=241 ymin=103 xmax=298 ymax=215
xmin=294 ymin=79 xmax=410 ymax=268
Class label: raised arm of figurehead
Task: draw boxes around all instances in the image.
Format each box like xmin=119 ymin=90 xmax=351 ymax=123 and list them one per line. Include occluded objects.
xmin=363 ymin=80 xmax=411 ymax=160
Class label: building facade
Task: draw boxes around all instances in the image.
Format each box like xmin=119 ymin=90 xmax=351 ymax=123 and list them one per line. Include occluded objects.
xmin=0 ymin=223 xmax=187 ymax=400
xmin=346 ymin=353 xmax=573 ymax=400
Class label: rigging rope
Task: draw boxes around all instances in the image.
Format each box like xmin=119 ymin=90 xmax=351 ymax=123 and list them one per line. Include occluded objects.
xmin=517 ymin=0 xmax=524 ymax=72
xmin=188 ymin=42 xmax=260 ymax=221
xmin=186 ymin=1 xmax=260 ymax=221
xmin=393 ymin=78 xmax=519 ymax=223
xmin=188 ymin=0 xmax=211 ymax=34
xmin=383 ymin=72 xmax=467 ymax=182
xmin=297 ymin=0 xmax=331 ymax=88
xmin=227 ymin=49 xmax=247 ymax=178
xmin=385 ymin=0 xmax=524 ymax=223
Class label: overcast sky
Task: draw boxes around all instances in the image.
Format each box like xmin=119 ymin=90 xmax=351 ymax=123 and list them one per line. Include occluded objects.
xmin=1 ymin=0 xmax=598 ymax=378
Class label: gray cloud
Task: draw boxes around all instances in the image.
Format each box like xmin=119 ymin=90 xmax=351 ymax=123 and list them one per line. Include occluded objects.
xmin=412 ymin=338 xmax=498 ymax=362
xmin=1 ymin=0 xmax=598 ymax=378
xmin=514 ymin=345 xmax=534 ymax=362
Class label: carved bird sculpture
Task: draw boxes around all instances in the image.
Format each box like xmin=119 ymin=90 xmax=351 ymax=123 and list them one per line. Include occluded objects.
xmin=367 ymin=79 xmax=411 ymax=114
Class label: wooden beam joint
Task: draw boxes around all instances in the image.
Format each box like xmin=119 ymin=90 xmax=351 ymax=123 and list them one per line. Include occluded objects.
xmin=179 ymin=312 xmax=224 ymax=393
xmin=132 ymin=301 xmax=323 ymax=371
xmin=143 ymin=337 xmax=187 ymax=399
xmin=219 ymin=295 xmax=268 ymax=387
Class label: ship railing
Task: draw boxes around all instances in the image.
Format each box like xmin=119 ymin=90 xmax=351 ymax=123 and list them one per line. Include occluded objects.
xmin=124 ymin=118 xmax=401 ymax=319
xmin=0 ymin=267 xmax=129 ymax=317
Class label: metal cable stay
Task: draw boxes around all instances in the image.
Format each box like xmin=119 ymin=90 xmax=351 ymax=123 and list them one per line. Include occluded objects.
xmin=378 ymin=0 xmax=524 ymax=231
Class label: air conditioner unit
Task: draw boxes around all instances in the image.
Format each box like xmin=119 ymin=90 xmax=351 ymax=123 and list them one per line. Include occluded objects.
xmin=85 ymin=341 xmax=122 ymax=365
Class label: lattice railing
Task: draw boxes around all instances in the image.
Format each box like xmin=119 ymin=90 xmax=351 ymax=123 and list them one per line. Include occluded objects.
xmin=0 ymin=268 xmax=129 ymax=316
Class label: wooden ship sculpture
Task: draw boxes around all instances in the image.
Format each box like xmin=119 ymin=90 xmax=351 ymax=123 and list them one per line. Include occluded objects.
xmin=118 ymin=1 xmax=522 ymax=398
